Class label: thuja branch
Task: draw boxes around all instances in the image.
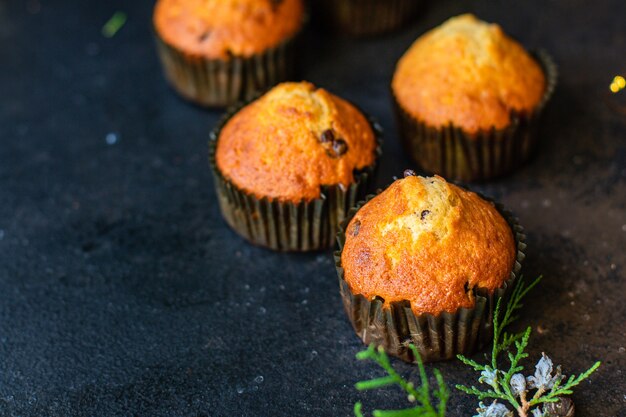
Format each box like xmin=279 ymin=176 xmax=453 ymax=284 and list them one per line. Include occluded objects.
xmin=353 ymin=344 xmax=448 ymax=417
xmin=456 ymin=276 xmax=601 ymax=417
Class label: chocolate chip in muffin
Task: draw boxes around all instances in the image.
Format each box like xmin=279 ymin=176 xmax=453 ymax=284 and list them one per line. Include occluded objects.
xmin=320 ymin=129 xmax=334 ymax=144
xmin=351 ymin=220 xmax=361 ymax=237
xmin=404 ymin=169 xmax=417 ymax=177
xmin=332 ymin=138 xmax=348 ymax=157
xmin=420 ymin=210 xmax=430 ymax=220
xmin=269 ymin=0 xmax=283 ymax=11
xmin=197 ymin=30 xmax=211 ymax=42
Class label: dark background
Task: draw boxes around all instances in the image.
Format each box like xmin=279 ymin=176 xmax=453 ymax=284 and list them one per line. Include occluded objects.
xmin=1 ymin=0 xmax=625 ymax=416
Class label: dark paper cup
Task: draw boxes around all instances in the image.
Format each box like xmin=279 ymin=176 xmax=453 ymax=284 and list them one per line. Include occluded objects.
xmin=154 ymin=29 xmax=300 ymax=108
xmin=208 ymin=98 xmax=383 ymax=252
xmin=334 ymin=190 xmax=526 ymax=362
xmin=393 ymin=50 xmax=558 ymax=182
xmin=315 ymin=0 xmax=423 ymax=37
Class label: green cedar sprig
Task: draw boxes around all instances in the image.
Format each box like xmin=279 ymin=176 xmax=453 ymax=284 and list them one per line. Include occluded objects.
xmin=353 ymin=344 xmax=448 ymax=417
xmin=352 ymin=274 xmax=601 ymax=417
xmin=456 ymin=276 xmax=601 ymax=417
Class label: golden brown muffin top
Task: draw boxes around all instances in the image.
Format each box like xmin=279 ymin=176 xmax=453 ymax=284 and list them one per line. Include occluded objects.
xmin=215 ymin=82 xmax=378 ymax=202
xmin=341 ymin=175 xmax=516 ymax=315
xmin=392 ymin=14 xmax=546 ymax=134
xmin=153 ymin=0 xmax=304 ymax=59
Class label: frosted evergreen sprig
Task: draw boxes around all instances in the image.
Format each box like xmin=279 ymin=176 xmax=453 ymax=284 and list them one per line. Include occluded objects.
xmin=353 ymin=344 xmax=448 ymax=417
xmin=456 ymin=276 xmax=601 ymax=417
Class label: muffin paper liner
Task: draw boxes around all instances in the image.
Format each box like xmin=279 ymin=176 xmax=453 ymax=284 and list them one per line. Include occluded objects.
xmin=334 ymin=190 xmax=526 ymax=362
xmin=316 ymin=0 xmax=422 ymax=37
xmin=208 ymin=98 xmax=383 ymax=252
xmin=393 ymin=50 xmax=558 ymax=182
xmin=154 ymin=29 xmax=300 ymax=108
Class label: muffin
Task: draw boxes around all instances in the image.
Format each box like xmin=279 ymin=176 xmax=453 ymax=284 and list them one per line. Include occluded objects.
xmin=209 ymin=81 xmax=382 ymax=251
xmin=335 ymin=173 xmax=525 ymax=362
xmin=153 ymin=0 xmax=305 ymax=107
xmin=314 ymin=0 xmax=422 ymax=37
xmin=392 ymin=14 xmax=557 ymax=181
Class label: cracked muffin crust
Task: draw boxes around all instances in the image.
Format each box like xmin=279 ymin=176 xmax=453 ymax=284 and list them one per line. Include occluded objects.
xmin=153 ymin=0 xmax=304 ymax=60
xmin=341 ymin=175 xmax=516 ymax=315
xmin=392 ymin=14 xmax=546 ymax=134
xmin=215 ymin=82 xmax=378 ymax=202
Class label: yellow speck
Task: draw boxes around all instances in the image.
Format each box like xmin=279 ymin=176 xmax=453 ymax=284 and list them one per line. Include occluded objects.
xmin=610 ymin=75 xmax=625 ymax=93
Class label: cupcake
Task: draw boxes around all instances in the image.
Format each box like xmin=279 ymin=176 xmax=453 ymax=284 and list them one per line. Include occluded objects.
xmin=209 ymin=81 xmax=382 ymax=251
xmin=335 ymin=173 xmax=525 ymax=362
xmin=153 ymin=0 xmax=305 ymax=107
xmin=392 ymin=14 xmax=557 ymax=181
xmin=315 ymin=0 xmax=422 ymax=37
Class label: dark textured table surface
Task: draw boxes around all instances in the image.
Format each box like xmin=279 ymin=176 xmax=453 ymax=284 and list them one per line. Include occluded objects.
xmin=1 ymin=0 xmax=625 ymax=416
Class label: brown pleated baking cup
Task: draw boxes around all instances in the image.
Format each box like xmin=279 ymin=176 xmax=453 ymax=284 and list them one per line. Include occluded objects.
xmin=334 ymin=191 xmax=526 ymax=363
xmin=316 ymin=0 xmax=422 ymax=37
xmin=393 ymin=50 xmax=558 ymax=182
xmin=154 ymin=32 xmax=299 ymax=108
xmin=208 ymin=99 xmax=383 ymax=252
